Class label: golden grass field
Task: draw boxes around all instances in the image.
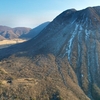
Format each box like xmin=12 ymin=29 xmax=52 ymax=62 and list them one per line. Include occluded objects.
xmin=0 ymin=39 xmax=26 ymax=49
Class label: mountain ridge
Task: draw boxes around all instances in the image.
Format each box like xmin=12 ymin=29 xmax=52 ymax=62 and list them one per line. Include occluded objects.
xmin=0 ymin=26 xmax=31 ymax=40
xmin=20 ymin=21 xmax=50 ymax=39
xmin=0 ymin=22 xmax=50 ymax=40
xmin=0 ymin=6 xmax=100 ymax=100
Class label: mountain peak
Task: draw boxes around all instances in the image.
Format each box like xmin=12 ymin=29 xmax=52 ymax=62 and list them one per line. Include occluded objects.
xmin=1 ymin=6 xmax=100 ymax=100
xmin=64 ymin=8 xmax=77 ymax=12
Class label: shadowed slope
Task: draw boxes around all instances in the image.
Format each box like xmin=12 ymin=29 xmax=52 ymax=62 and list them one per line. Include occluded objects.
xmin=20 ymin=22 xmax=50 ymax=39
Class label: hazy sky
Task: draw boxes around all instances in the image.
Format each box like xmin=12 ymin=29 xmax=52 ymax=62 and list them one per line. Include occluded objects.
xmin=0 ymin=0 xmax=100 ymax=28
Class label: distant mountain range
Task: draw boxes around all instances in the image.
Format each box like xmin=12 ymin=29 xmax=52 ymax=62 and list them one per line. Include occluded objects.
xmin=1 ymin=6 xmax=100 ymax=100
xmin=0 ymin=22 xmax=50 ymax=40
xmin=0 ymin=26 xmax=31 ymax=40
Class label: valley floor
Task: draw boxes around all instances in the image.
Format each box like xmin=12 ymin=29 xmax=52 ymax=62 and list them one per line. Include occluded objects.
xmin=0 ymin=39 xmax=27 ymax=49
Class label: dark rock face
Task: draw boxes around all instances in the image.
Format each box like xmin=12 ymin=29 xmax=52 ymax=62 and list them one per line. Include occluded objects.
xmin=0 ymin=6 xmax=100 ymax=100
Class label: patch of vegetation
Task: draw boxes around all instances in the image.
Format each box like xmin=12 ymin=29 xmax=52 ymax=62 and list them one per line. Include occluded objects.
xmin=50 ymin=92 xmax=63 ymax=100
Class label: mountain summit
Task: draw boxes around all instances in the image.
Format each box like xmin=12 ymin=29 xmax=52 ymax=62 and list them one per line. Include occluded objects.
xmin=0 ymin=6 xmax=100 ymax=100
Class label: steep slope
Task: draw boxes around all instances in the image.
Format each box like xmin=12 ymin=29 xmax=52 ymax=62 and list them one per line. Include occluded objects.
xmin=20 ymin=21 xmax=50 ymax=39
xmin=0 ymin=6 xmax=100 ymax=100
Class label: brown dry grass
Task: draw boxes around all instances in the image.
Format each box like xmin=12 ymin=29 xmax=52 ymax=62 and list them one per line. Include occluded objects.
xmin=0 ymin=54 xmax=90 ymax=100
xmin=0 ymin=39 xmax=26 ymax=45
